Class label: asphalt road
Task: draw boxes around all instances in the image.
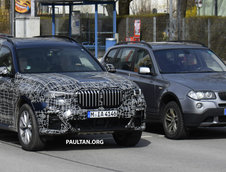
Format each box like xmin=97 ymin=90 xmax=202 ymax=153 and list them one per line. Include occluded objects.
xmin=1 ymin=125 xmax=226 ymax=172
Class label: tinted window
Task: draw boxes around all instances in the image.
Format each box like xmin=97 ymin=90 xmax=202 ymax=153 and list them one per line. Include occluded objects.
xmin=134 ymin=49 xmax=152 ymax=72
xmin=17 ymin=46 xmax=103 ymax=73
xmin=154 ymin=49 xmax=226 ymax=73
xmin=115 ymin=48 xmax=136 ymax=71
xmin=104 ymin=48 xmax=118 ymax=64
xmin=0 ymin=47 xmax=13 ymax=73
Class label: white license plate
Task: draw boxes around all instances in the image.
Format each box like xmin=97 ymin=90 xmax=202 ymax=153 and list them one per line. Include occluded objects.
xmin=87 ymin=111 xmax=117 ymax=118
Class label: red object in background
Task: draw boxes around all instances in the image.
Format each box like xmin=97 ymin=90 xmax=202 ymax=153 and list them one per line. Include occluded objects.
xmin=134 ymin=20 xmax=141 ymax=37
xmin=125 ymin=20 xmax=141 ymax=42
xmin=125 ymin=37 xmax=140 ymax=42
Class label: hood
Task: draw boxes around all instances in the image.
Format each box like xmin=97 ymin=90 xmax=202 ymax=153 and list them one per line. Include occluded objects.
xmin=16 ymin=72 xmax=136 ymax=93
xmin=162 ymin=72 xmax=226 ymax=91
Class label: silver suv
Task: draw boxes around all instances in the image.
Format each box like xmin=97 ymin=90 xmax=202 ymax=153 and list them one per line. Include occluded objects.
xmin=101 ymin=41 xmax=226 ymax=139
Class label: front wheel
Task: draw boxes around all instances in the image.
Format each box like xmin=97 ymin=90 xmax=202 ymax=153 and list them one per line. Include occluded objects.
xmin=162 ymin=101 xmax=187 ymax=139
xmin=113 ymin=130 xmax=142 ymax=147
xmin=18 ymin=104 xmax=45 ymax=151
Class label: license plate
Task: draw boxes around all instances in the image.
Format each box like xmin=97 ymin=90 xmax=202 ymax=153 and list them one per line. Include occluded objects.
xmin=87 ymin=111 xmax=117 ymax=118
xmin=224 ymin=109 xmax=226 ymax=115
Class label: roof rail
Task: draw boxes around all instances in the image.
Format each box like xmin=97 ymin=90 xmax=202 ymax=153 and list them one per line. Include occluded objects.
xmin=116 ymin=41 xmax=152 ymax=48
xmin=34 ymin=35 xmax=78 ymax=43
xmin=168 ymin=40 xmax=206 ymax=47
xmin=0 ymin=34 xmax=14 ymax=45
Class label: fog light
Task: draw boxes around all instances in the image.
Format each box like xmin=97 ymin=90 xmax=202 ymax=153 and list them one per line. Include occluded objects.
xmin=196 ymin=103 xmax=203 ymax=109
xmin=63 ymin=110 xmax=72 ymax=118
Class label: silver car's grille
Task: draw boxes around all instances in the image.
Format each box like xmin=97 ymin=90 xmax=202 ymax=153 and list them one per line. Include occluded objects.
xmin=218 ymin=92 xmax=226 ymax=101
xmin=77 ymin=89 xmax=123 ymax=109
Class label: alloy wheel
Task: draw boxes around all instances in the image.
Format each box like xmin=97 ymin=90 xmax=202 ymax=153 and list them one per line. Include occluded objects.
xmin=19 ymin=110 xmax=32 ymax=145
xmin=165 ymin=108 xmax=178 ymax=134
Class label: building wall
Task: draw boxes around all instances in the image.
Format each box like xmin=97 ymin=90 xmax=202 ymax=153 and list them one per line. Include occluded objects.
xmin=130 ymin=0 xmax=176 ymax=14
xmin=199 ymin=0 xmax=226 ymax=16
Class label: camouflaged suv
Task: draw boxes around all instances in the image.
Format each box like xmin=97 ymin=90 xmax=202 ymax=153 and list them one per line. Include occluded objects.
xmin=0 ymin=36 xmax=146 ymax=150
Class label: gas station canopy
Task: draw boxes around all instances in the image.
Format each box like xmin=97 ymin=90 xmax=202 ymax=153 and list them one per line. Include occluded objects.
xmin=35 ymin=0 xmax=118 ymax=57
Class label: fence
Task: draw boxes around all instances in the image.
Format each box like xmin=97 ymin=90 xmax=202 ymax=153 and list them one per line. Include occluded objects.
xmin=0 ymin=2 xmax=10 ymax=34
xmin=117 ymin=14 xmax=226 ymax=60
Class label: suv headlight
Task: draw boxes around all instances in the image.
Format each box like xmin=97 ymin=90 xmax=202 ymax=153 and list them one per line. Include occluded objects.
xmin=44 ymin=91 xmax=73 ymax=106
xmin=45 ymin=91 xmax=73 ymax=99
xmin=187 ymin=90 xmax=216 ymax=100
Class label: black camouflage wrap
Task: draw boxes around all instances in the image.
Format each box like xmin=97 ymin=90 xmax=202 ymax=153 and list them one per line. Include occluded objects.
xmin=0 ymin=72 xmax=146 ymax=135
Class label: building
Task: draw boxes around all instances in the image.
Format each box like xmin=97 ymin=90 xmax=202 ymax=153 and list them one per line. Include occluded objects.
xmin=198 ymin=0 xmax=226 ymax=16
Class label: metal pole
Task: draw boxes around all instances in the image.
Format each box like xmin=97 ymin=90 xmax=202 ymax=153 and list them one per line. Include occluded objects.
xmin=126 ymin=17 xmax=129 ymax=38
xmin=10 ymin=0 xmax=15 ymax=36
xmin=69 ymin=4 xmax=72 ymax=37
xmin=169 ymin=0 xmax=173 ymax=40
xmin=153 ymin=17 xmax=156 ymax=42
xmin=215 ymin=0 xmax=218 ymax=16
xmin=208 ymin=19 xmax=211 ymax=48
xmin=182 ymin=18 xmax=185 ymax=40
xmin=113 ymin=2 xmax=116 ymax=38
xmin=177 ymin=0 xmax=181 ymax=40
xmin=52 ymin=4 xmax=55 ymax=35
xmin=95 ymin=4 xmax=98 ymax=58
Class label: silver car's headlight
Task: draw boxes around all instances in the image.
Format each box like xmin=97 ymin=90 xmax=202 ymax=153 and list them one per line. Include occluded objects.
xmin=187 ymin=90 xmax=216 ymax=100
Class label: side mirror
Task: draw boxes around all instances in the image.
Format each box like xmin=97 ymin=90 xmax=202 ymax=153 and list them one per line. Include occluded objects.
xmin=139 ymin=67 xmax=151 ymax=74
xmin=106 ymin=64 xmax=116 ymax=73
xmin=139 ymin=66 xmax=156 ymax=75
xmin=0 ymin=66 xmax=9 ymax=76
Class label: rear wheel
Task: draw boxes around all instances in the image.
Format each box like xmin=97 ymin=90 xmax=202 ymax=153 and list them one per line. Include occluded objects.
xmin=113 ymin=130 xmax=142 ymax=147
xmin=162 ymin=101 xmax=187 ymax=139
xmin=18 ymin=104 xmax=45 ymax=151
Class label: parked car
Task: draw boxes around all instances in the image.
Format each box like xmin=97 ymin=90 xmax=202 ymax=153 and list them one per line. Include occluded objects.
xmin=101 ymin=41 xmax=226 ymax=139
xmin=0 ymin=36 xmax=146 ymax=150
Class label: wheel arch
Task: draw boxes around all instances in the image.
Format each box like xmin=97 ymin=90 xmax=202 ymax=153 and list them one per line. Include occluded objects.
xmin=159 ymin=92 xmax=182 ymax=116
xmin=15 ymin=96 xmax=35 ymax=132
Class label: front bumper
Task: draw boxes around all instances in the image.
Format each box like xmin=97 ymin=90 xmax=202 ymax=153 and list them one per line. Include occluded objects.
xmin=183 ymin=108 xmax=226 ymax=127
xmin=38 ymin=110 xmax=146 ymax=135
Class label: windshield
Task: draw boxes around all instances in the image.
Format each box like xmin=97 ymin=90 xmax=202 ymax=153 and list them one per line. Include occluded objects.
xmin=17 ymin=46 xmax=103 ymax=73
xmin=154 ymin=49 xmax=226 ymax=73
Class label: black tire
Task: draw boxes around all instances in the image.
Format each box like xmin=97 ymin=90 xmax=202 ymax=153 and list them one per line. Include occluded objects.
xmin=18 ymin=104 xmax=45 ymax=151
xmin=113 ymin=130 xmax=142 ymax=147
xmin=162 ymin=101 xmax=187 ymax=139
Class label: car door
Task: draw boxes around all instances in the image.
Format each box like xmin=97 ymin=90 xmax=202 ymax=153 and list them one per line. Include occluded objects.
xmin=0 ymin=46 xmax=16 ymax=126
xmin=129 ymin=48 xmax=165 ymax=121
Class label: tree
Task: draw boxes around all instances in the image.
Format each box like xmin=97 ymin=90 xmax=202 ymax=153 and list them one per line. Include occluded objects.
xmin=177 ymin=0 xmax=187 ymax=39
xmin=119 ymin=0 xmax=133 ymax=15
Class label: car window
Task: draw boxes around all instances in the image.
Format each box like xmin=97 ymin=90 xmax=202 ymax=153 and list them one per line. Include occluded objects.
xmin=0 ymin=47 xmax=13 ymax=73
xmin=200 ymin=50 xmax=224 ymax=71
xmin=134 ymin=48 xmax=152 ymax=72
xmin=104 ymin=48 xmax=118 ymax=65
xmin=115 ymin=47 xmax=136 ymax=71
xmin=154 ymin=49 xmax=226 ymax=73
xmin=17 ymin=46 xmax=103 ymax=73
